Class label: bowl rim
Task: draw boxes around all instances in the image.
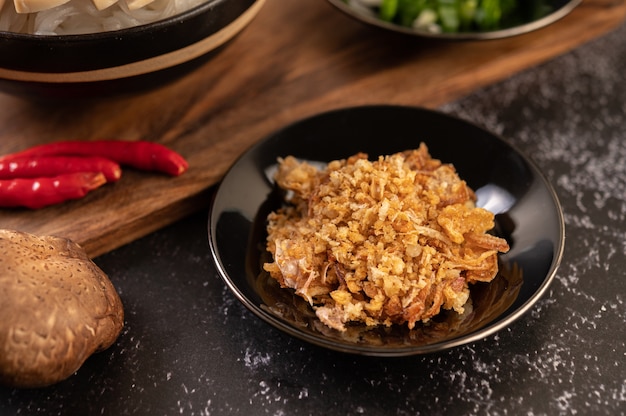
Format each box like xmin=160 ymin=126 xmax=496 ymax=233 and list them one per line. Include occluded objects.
xmin=0 ymin=0 xmax=265 ymax=82
xmin=1 ymin=0 xmax=228 ymax=40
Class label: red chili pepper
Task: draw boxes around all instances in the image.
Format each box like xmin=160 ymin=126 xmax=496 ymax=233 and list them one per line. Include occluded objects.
xmin=0 ymin=172 xmax=107 ymax=209
xmin=0 ymin=156 xmax=121 ymax=182
xmin=0 ymin=140 xmax=188 ymax=176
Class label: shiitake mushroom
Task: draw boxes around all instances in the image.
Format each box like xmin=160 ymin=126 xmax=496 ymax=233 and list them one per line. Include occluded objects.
xmin=0 ymin=229 xmax=124 ymax=388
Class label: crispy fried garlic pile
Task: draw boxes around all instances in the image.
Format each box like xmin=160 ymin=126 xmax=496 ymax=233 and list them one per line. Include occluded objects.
xmin=263 ymin=143 xmax=509 ymax=332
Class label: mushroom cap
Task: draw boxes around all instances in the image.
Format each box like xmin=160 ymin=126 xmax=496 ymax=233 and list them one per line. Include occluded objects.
xmin=0 ymin=229 xmax=124 ymax=388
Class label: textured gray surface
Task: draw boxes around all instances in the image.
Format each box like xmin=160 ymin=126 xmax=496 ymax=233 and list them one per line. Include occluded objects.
xmin=1 ymin=21 xmax=625 ymax=416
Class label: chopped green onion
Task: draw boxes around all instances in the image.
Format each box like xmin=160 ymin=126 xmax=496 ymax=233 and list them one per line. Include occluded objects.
xmin=351 ymin=0 xmax=555 ymax=33
xmin=379 ymin=0 xmax=399 ymax=21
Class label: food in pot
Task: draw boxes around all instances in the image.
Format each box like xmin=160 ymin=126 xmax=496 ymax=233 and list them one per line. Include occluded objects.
xmin=0 ymin=0 xmax=205 ymax=35
xmin=345 ymin=0 xmax=554 ymax=33
xmin=263 ymin=144 xmax=510 ymax=332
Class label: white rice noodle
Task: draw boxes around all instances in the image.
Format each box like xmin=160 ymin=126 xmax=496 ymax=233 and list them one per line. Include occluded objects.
xmin=92 ymin=0 xmax=118 ymax=11
xmin=0 ymin=0 xmax=29 ymax=31
xmin=126 ymin=0 xmax=156 ymax=11
xmin=14 ymin=0 xmax=71 ymax=14
xmin=0 ymin=0 xmax=205 ymax=35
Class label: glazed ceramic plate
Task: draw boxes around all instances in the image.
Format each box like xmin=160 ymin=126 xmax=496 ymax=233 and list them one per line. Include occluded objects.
xmin=208 ymin=105 xmax=565 ymax=356
xmin=327 ymin=0 xmax=581 ymax=40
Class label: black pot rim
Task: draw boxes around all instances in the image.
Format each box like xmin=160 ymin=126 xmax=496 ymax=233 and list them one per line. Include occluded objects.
xmin=0 ymin=0 xmax=264 ymax=81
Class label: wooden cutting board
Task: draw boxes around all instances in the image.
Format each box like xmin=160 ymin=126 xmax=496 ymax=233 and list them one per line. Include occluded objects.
xmin=0 ymin=0 xmax=624 ymax=258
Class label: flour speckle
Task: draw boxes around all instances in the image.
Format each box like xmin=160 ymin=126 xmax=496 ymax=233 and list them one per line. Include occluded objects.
xmin=298 ymin=388 xmax=308 ymax=399
xmin=243 ymin=348 xmax=271 ymax=370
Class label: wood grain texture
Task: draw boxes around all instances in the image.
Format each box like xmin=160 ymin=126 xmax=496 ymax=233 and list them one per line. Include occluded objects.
xmin=0 ymin=0 xmax=624 ymax=258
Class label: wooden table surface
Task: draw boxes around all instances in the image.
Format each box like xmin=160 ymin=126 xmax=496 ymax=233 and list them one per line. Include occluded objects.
xmin=0 ymin=0 xmax=624 ymax=258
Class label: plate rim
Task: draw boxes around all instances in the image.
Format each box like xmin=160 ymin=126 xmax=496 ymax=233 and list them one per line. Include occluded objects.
xmin=208 ymin=104 xmax=566 ymax=356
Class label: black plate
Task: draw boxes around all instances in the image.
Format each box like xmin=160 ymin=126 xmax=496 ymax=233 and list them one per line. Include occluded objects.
xmin=327 ymin=0 xmax=581 ymax=40
xmin=208 ymin=105 xmax=564 ymax=356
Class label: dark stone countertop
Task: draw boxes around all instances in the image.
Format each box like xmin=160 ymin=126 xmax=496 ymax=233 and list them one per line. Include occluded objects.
xmin=2 ymin=20 xmax=625 ymax=416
